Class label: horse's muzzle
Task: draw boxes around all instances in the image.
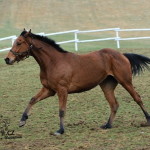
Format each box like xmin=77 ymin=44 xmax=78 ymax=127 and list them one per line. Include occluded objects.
xmin=4 ymin=58 xmax=14 ymax=65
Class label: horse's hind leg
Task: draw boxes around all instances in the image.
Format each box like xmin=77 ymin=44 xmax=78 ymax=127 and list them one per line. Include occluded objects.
xmin=100 ymin=76 xmax=119 ymax=129
xmin=120 ymin=82 xmax=150 ymax=126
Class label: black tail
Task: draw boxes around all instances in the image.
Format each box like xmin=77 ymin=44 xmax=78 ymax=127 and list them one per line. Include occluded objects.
xmin=124 ymin=53 xmax=150 ymax=75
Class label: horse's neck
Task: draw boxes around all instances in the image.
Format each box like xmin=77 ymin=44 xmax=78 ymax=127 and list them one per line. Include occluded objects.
xmin=31 ymin=41 xmax=62 ymax=71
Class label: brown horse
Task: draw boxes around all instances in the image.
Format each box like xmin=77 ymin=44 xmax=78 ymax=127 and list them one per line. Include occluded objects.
xmin=5 ymin=29 xmax=150 ymax=135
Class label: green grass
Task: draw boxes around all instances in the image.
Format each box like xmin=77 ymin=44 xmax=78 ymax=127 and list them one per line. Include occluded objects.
xmin=0 ymin=46 xmax=150 ymax=150
xmin=1 ymin=0 xmax=150 ymax=149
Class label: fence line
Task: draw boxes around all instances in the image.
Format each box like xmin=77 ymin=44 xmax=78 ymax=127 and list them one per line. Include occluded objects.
xmin=0 ymin=47 xmax=12 ymax=52
xmin=45 ymin=30 xmax=78 ymax=36
xmin=77 ymin=37 xmax=117 ymax=43
xmin=77 ymin=28 xmax=120 ymax=33
xmin=1 ymin=28 xmax=150 ymax=52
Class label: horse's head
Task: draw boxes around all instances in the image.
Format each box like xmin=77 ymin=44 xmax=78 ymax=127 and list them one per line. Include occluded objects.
xmin=5 ymin=29 xmax=33 ymax=65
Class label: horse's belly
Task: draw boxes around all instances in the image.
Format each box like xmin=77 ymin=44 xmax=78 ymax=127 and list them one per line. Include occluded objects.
xmin=68 ymin=74 xmax=106 ymax=93
xmin=68 ymin=84 xmax=98 ymax=93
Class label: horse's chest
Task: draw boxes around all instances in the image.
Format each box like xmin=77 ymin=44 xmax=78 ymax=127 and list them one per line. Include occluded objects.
xmin=40 ymin=73 xmax=58 ymax=90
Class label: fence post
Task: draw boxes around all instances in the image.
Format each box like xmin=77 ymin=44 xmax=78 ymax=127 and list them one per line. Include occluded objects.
xmin=74 ymin=30 xmax=79 ymax=51
xmin=115 ymin=29 xmax=120 ymax=48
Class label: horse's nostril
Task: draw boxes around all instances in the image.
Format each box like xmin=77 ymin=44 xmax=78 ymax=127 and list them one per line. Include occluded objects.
xmin=4 ymin=58 xmax=10 ymax=64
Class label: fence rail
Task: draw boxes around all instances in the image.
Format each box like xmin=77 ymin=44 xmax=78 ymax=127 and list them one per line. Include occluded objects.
xmin=1 ymin=28 xmax=150 ymax=52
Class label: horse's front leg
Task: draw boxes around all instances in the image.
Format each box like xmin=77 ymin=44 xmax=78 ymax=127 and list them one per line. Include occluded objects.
xmin=19 ymin=87 xmax=55 ymax=127
xmin=55 ymin=86 xmax=68 ymax=135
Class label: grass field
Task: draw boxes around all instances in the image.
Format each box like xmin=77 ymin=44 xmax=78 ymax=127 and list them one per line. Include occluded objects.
xmin=1 ymin=0 xmax=150 ymax=35
xmin=0 ymin=45 xmax=150 ymax=150
xmin=0 ymin=0 xmax=150 ymax=149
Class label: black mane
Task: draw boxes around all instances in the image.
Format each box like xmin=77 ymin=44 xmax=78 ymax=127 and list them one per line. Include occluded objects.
xmin=20 ymin=31 xmax=68 ymax=53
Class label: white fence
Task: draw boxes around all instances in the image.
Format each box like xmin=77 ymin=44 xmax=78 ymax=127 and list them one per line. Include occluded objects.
xmin=1 ymin=28 xmax=150 ymax=52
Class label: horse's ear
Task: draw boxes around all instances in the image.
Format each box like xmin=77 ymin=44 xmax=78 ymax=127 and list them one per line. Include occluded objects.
xmin=29 ymin=29 xmax=31 ymax=33
xmin=23 ymin=28 xmax=26 ymax=31
xmin=25 ymin=29 xmax=32 ymax=37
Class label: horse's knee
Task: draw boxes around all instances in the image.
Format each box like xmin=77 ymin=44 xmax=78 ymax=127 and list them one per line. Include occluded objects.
xmin=29 ymin=97 xmax=36 ymax=105
xmin=110 ymin=100 xmax=119 ymax=112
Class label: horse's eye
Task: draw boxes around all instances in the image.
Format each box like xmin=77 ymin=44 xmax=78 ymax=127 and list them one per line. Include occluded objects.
xmin=17 ymin=43 xmax=21 ymax=46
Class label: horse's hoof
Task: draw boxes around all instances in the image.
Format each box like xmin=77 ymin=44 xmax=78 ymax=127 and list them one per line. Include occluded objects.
xmin=100 ymin=124 xmax=112 ymax=129
xmin=54 ymin=132 xmax=62 ymax=136
xmin=141 ymin=121 xmax=150 ymax=127
xmin=54 ymin=129 xmax=64 ymax=135
xmin=19 ymin=121 xmax=26 ymax=127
